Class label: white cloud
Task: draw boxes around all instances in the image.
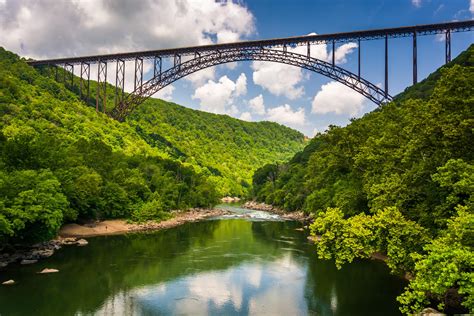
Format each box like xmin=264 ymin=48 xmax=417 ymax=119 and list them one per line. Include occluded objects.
xmin=153 ymin=84 xmax=174 ymax=101
xmin=249 ymin=94 xmax=266 ymax=115
xmin=185 ymin=68 xmax=217 ymax=86
xmin=334 ymin=43 xmax=358 ymax=64
xmin=266 ymin=104 xmax=306 ymax=129
xmin=235 ymin=73 xmax=247 ymax=96
xmin=252 ymin=62 xmax=305 ymax=99
xmin=311 ymin=81 xmax=366 ymax=116
xmin=251 ymin=33 xmax=357 ymax=100
xmin=412 ymin=0 xmax=422 ymax=7
xmin=192 ymin=73 xmax=247 ymax=115
xmin=0 ymin=0 xmax=255 ymax=59
xmin=239 ymin=112 xmax=252 ymax=121
xmin=470 ymin=0 xmax=474 ymax=13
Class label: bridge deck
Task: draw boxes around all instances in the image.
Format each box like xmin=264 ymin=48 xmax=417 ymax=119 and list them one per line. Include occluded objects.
xmin=27 ymin=20 xmax=474 ymax=66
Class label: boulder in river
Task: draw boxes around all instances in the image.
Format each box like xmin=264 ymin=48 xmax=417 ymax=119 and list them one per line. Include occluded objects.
xmin=420 ymin=307 xmax=442 ymax=315
xmin=76 ymin=239 xmax=88 ymax=246
xmin=39 ymin=268 xmax=59 ymax=274
xmin=2 ymin=280 xmax=15 ymax=285
xmin=20 ymin=259 xmax=38 ymax=265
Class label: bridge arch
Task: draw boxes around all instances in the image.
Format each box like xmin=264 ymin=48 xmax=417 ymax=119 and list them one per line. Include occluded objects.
xmin=112 ymin=48 xmax=392 ymax=120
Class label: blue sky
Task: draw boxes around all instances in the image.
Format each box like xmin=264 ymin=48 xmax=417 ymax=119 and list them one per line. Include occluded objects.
xmin=1 ymin=0 xmax=473 ymax=136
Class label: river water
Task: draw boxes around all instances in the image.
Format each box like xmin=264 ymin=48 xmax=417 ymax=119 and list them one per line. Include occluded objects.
xmin=0 ymin=205 xmax=406 ymax=315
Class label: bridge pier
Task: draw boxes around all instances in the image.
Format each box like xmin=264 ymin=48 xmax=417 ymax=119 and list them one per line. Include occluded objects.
xmin=64 ymin=63 xmax=74 ymax=89
xmin=80 ymin=62 xmax=90 ymax=101
xmin=358 ymin=39 xmax=361 ymax=79
xmin=115 ymin=59 xmax=125 ymax=108
xmin=96 ymin=60 xmax=107 ymax=113
xmin=332 ymin=40 xmax=335 ymax=66
xmin=445 ymin=29 xmax=451 ymax=63
xmin=385 ymin=35 xmax=388 ymax=98
xmin=413 ymin=32 xmax=417 ymax=84
xmin=153 ymin=56 xmax=162 ymax=80
xmin=134 ymin=57 xmax=143 ymax=93
xmin=174 ymin=54 xmax=181 ymax=70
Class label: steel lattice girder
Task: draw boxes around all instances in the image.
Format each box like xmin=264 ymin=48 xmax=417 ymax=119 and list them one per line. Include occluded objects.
xmin=112 ymin=48 xmax=390 ymax=120
xmin=28 ymin=20 xmax=474 ymax=66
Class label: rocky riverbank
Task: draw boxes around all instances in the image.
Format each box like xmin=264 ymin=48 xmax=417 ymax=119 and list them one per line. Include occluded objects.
xmin=0 ymin=208 xmax=232 ymax=270
xmin=242 ymin=201 xmax=312 ymax=222
xmin=0 ymin=237 xmax=88 ymax=270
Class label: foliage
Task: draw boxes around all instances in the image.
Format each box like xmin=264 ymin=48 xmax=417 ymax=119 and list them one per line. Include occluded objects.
xmin=128 ymin=99 xmax=305 ymax=196
xmin=131 ymin=194 xmax=172 ymax=222
xmin=310 ymin=207 xmax=428 ymax=273
xmin=256 ymin=44 xmax=474 ymax=312
xmin=0 ymin=47 xmax=219 ymax=243
xmin=0 ymin=46 xmax=303 ymax=244
xmin=397 ymin=206 xmax=474 ymax=314
xmin=253 ymin=44 xmax=474 ymax=230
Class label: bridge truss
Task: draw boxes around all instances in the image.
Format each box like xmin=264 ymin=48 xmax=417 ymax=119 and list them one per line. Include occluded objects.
xmin=28 ymin=20 xmax=474 ymax=120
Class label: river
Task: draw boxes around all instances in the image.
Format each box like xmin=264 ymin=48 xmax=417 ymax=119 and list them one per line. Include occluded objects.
xmin=0 ymin=205 xmax=406 ymax=315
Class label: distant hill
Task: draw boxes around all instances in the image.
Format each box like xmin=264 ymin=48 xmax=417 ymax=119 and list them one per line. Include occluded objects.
xmin=128 ymin=99 xmax=305 ymax=196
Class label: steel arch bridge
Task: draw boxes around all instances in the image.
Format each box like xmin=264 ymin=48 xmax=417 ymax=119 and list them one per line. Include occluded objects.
xmin=28 ymin=20 xmax=474 ymax=121
xmin=112 ymin=48 xmax=388 ymax=121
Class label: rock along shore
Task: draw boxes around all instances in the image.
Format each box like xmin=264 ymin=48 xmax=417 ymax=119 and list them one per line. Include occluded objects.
xmin=242 ymin=201 xmax=312 ymax=223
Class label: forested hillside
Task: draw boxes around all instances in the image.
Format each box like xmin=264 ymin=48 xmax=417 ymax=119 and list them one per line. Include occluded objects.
xmin=36 ymin=60 xmax=305 ymax=197
xmin=252 ymin=45 xmax=473 ymax=313
xmin=0 ymin=47 xmax=304 ymax=246
xmin=129 ymin=100 xmax=304 ymax=195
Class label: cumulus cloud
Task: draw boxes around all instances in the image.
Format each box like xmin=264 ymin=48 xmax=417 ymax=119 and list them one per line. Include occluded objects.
xmin=239 ymin=112 xmax=252 ymax=121
xmin=185 ymin=68 xmax=217 ymax=86
xmin=471 ymin=0 xmax=474 ymax=13
xmin=311 ymin=81 xmax=366 ymax=116
xmin=249 ymin=94 xmax=266 ymax=115
xmin=153 ymin=84 xmax=175 ymax=101
xmin=0 ymin=0 xmax=255 ymax=59
xmin=266 ymin=104 xmax=306 ymax=129
xmin=192 ymin=73 xmax=247 ymax=115
xmin=252 ymin=62 xmax=305 ymax=99
xmin=412 ymin=0 xmax=422 ymax=7
xmin=251 ymin=33 xmax=357 ymax=100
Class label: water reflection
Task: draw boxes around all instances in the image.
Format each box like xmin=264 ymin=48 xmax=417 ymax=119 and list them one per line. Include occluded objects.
xmin=96 ymin=254 xmax=307 ymax=315
xmin=0 ymin=215 xmax=406 ymax=316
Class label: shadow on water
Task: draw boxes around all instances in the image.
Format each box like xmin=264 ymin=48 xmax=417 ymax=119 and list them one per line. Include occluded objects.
xmin=0 ymin=216 xmax=407 ymax=315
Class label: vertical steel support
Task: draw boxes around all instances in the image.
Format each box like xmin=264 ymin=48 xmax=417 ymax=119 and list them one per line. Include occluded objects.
xmin=96 ymin=60 xmax=107 ymax=113
xmin=174 ymin=54 xmax=181 ymax=69
xmin=64 ymin=63 xmax=74 ymax=88
xmin=115 ymin=59 xmax=125 ymax=108
xmin=307 ymin=41 xmax=311 ymax=59
xmin=413 ymin=32 xmax=417 ymax=85
xmin=283 ymin=44 xmax=287 ymax=54
xmin=358 ymin=38 xmax=361 ymax=79
xmin=134 ymin=57 xmax=143 ymax=93
xmin=153 ymin=56 xmax=162 ymax=79
xmin=384 ymin=35 xmax=389 ymax=98
xmin=62 ymin=63 xmax=67 ymax=84
xmin=332 ymin=40 xmax=335 ymax=66
xmin=80 ymin=62 xmax=90 ymax=100
xmin=445 ymin=29 xmax=451 ymax=64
